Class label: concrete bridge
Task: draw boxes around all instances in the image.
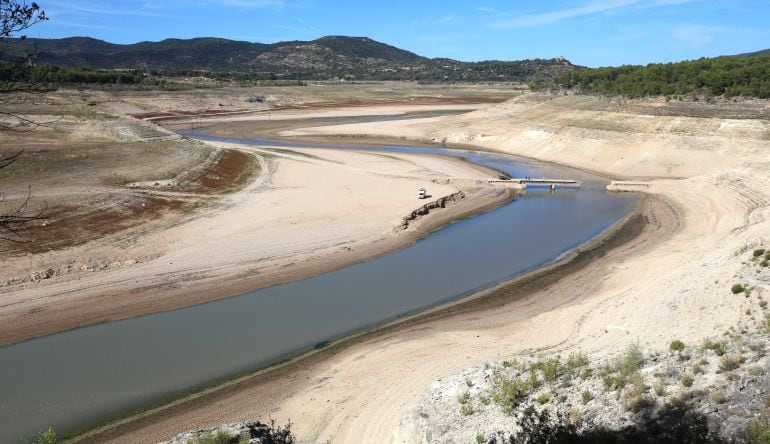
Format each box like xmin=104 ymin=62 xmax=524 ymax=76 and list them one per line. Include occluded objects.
xmin=488 ymin=178 xmax=581 ymax=190
xmin=436 ymin=177 xmax=581 ymax=190
xmin=607 ymin=181 xmax=652 ymax=192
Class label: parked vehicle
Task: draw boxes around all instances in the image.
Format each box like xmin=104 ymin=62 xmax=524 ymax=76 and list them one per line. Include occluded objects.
xmin=417 ymin=187 xmax=427 ymax=199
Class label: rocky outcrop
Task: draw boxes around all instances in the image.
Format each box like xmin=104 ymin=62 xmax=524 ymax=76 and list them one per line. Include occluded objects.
xmin=161 ymin=420 xmax=293 ymax=444
xmin=401 ymin=191 xmax=466 ymax=230
xmin=398 ymin=331 xmax=770 ymax=443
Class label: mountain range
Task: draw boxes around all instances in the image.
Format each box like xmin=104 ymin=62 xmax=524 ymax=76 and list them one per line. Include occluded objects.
xmin=5 ymin=35 xmax=577 ymax=82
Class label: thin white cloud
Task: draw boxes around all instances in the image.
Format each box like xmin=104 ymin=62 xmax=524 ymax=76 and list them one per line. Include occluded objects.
xmin=413 ymin=15 xmax=458 ymax=27
xmin=489 ymin=0 xmax=699 ymax=29
xmin=47 ymin=19 xmax=127 ymax=32
xmin=668 ymin=22 xmax=769 ymax=50
xmin=645 ymin=0 xmax=696 ymax=5
xmin=490 ymin=0 xmax=638 ymax=28
xmin=141 ymin=1 xmax=163 ymax=9
xmin=48 ymin=2 xmax=171 ymax=18
xmin=672 ymin=24 xmax=713 ymax=47
xmin=210 ymin=0 xmax=284 ymax=8
xmin=476 ymin=6 xmax=494 ymax=13
xmin=273 ymin=23 xmax=316 ymax=36
xmin=670 ymin=23 xmax=745 ymax=48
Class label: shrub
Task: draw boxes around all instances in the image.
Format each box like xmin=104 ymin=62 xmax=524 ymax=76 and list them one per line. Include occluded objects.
xmin=536 ymin=392 xmax=551 ymax=405
xmin=508 ymin=406 xmax=578 ymax=443
xmin=753 ymin=249 xmax=766 ymax=257
xmin=461 ymin=404 xmax=475 ymax=416
xmin=745 ymin=420 xmax=770 ymax=444
xmin=527 ymin=370 xmax=541 ymax=390
xmin=627 ymin=393 xmax=653 ymax=413
xmin=719 ymin=354 xmax=745 ymax=372
xmin=530 ymin=357 xmax=563 ymax=382
xmin=565 ymin=352 xmax=589 ymax=372
xmin=624 ymin=374 xmax=652 ymax=413
xmin=500 ymin=400 xmax=719 ymax=443
xmin=669 ymin=340 xmax=686 ymax=352
xmin=663 ymin=395 xmax=690 ymax=414
xmin=491 ymin=374 xmax=534 ymax=415
xmin=749 ymin=365 xmax=766 ymax=376
xmin=569 ymin=408 xmax=583 ymax=425
xmin=703 ymin=340 xmax=727 ymax=356
xmin=31 ymin=427 xmax=57 ymax=444
xmin=680 ymin=373 xmax=694 ymax=387
xmin=458 ymin=391 xmax=471 ymax=404
xmin=761 ymin=260 xmax=769 ymax=268
xmin=479 ymin=394 xmax=490 ymax=405
xmin=465 ymin=378 xmax=474 ymax=387
xmin=226 ymin=420 xmax=294 ymax=444
xmin=582 ymin=389 xmax=593 ymax=404
xmin=654 ymin=380 xmax=666 ymax=396
xmin=732 ymin=283 xmax=746 ymax=294
xmin=603 ymin=374 xmax=620 ymax=392
xmin=618 ymin=342 xmax=645 ymax=375
xmin=193 ymin=430 xmax=232 ymax=444
xmin=709 ymin=390 xmax=727 ymax=404
xmin=475 ymin=433 xmax=486 ymax=444
xmin=543 ymin=360 xmax=562 ymax=381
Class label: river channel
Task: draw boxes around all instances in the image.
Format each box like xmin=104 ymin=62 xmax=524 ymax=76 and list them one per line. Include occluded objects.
xmin=0 ymin=116 xmax=638 ymax=442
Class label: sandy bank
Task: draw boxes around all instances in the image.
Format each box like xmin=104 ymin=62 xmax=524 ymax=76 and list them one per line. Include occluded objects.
xmin=286 ymin=95 xmax=770 ymax=180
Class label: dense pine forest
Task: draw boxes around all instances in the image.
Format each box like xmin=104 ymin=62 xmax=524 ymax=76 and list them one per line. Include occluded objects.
xmin=540 ymin=55 xmax=770 ymax=98
xmin=0 ymin=62 xmax=143 ymax=85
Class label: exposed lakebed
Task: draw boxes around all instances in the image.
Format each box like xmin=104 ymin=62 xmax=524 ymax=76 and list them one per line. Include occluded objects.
xmin=0 ymin=116 xmax=638 ymax=442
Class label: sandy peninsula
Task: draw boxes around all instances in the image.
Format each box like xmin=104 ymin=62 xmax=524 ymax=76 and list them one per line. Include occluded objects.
xmin=0 ymin=116 xmax=511 ymax=346
xmin=68 ymin=94 xmax=770 ymax=444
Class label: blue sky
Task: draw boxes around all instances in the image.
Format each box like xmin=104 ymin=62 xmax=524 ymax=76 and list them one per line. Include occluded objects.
xmin=24 ymin=0 xmax=770 ymax=67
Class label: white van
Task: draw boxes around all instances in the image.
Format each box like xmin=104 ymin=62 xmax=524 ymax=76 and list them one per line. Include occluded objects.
xmin=417 ymin=187 xmax=427 ymax=199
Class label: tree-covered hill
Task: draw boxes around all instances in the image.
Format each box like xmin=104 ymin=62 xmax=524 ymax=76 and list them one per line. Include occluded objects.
xmin=2 ymin=35 xmax=576 ymax=82
xmin=736 ymin=48 xmax=770 ymax=57
xmin=545 ymin=55 xmax=770 ymax=98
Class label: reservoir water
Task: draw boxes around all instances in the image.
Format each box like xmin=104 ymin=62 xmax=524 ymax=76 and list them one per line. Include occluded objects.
xmin=0 ymin=121 xmax=638 ymax=442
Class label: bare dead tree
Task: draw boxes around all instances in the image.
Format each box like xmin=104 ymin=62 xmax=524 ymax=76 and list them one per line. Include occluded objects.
xmin=1 ymin=1 xmax=50 ymax=131
xmin=0 ymin=151 xmax=46 ymax=242
xmin=1 ymin=1 xmax=46 ymax=39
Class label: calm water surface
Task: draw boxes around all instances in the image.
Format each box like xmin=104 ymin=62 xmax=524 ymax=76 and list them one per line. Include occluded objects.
xmin=0 ymin=124 xmax=638 ymax=442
